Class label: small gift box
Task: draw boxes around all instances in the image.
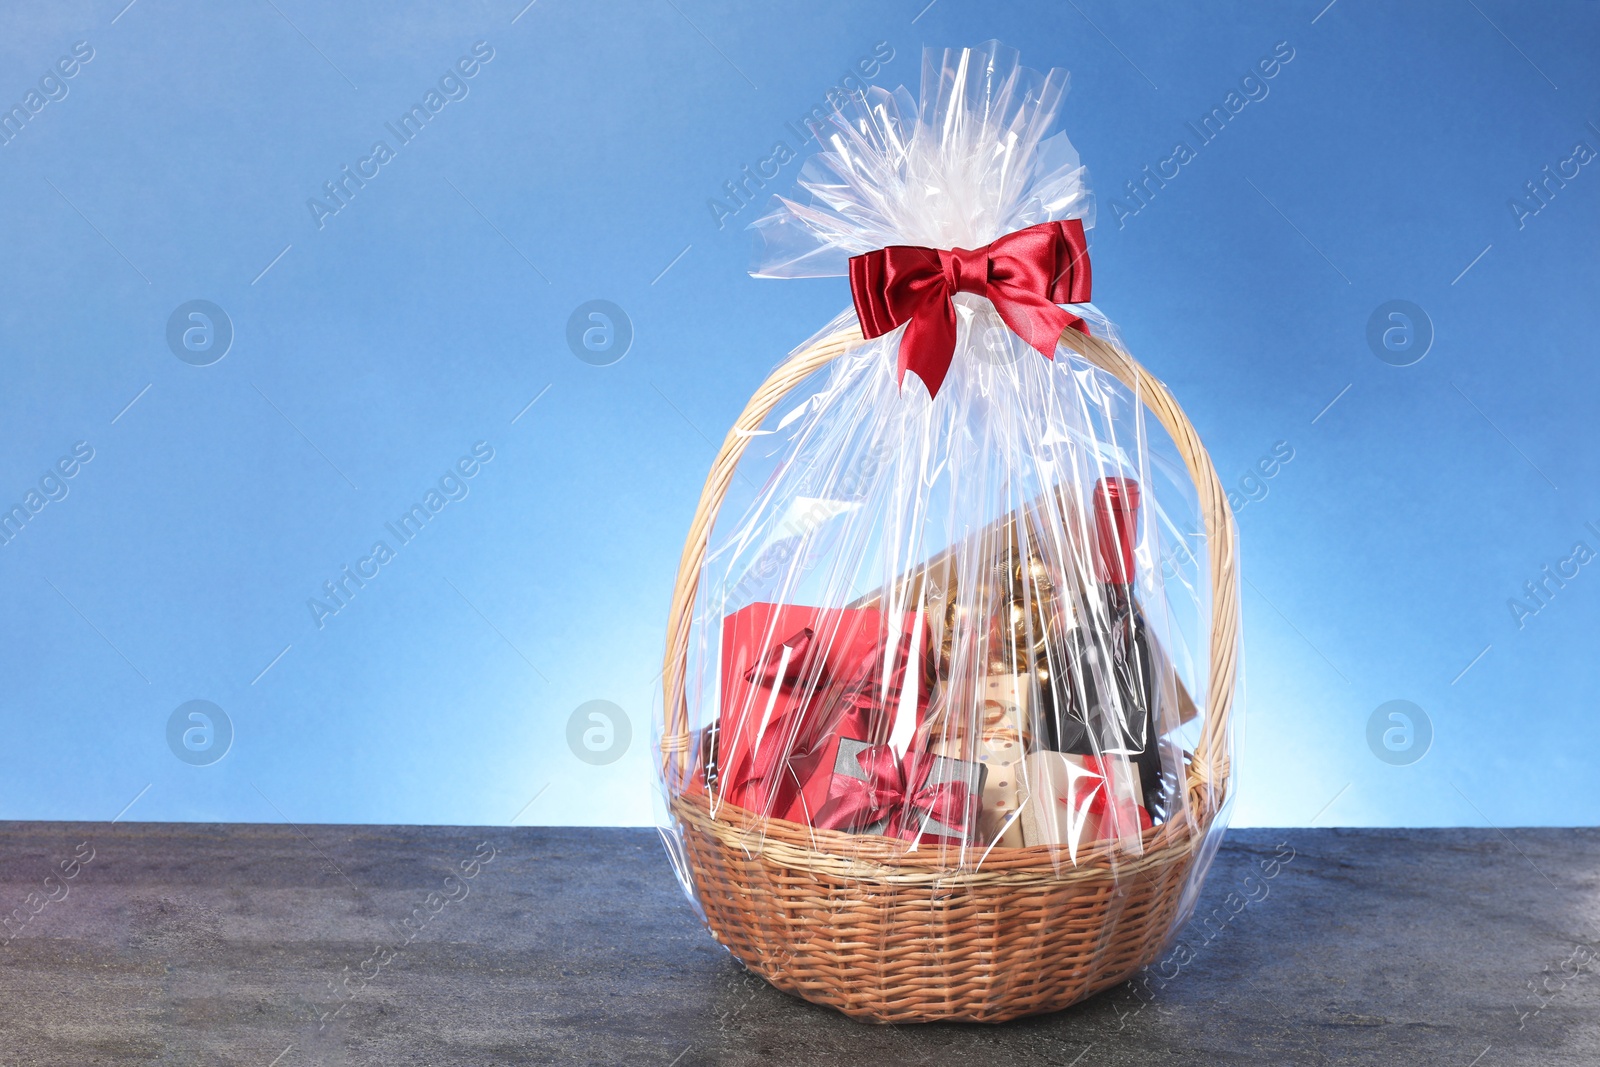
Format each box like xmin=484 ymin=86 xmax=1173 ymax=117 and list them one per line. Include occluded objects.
xmin=715 ymin=602 xmax=929 ymax=824
xmin=929 ymin=674 xmax=1034 ymax=847
xmin=815 ymin=737 xmax=987 ymax=847
xmin=1018 ymin=750 xmax=1151 ymax=859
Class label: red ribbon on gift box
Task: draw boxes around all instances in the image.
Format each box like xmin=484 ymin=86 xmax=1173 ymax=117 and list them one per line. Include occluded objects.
xmin=815 ymin=745 xmax=973 ymax=843
xmin=743 ymin=626 xmax=827 ymax=689
xmin=1058 ymin=755 xmax=1153 ymax=837
xmin=715 ymin=610 xmax=924 ymax=821
xmin=734 ymin=693 xmax=875 ymax=815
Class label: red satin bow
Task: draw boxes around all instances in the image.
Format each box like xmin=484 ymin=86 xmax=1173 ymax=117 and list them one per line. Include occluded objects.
xmin=848 ymin=219 xmax=1093 ymax=397
xmin=818 ymin=746 xmax=971 ymax=839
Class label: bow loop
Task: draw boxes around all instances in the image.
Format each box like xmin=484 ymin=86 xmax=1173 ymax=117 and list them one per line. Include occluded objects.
xmin=848 ymin=219 xmax=1092 ymax=397
xmin=743 ymin=626 xmax=825 ymax=690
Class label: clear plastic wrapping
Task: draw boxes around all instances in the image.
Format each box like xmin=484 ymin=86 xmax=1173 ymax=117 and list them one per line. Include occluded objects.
xmin=655 ymin=43 xmax=1238 ymax=1008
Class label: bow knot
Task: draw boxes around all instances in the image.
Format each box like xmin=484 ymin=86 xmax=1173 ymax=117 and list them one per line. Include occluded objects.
xmin=944 ymin=246 xmax=991 ymax=297
xmin=848 ymin=219 xmax=1093 ymax=397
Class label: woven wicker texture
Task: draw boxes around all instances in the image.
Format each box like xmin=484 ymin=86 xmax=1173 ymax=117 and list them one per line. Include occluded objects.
xmin=660 ymin=325 xmax=1239 ymax=1023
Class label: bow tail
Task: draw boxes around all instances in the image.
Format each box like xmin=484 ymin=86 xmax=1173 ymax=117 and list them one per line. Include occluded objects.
xmin=991 ymin=287 xmax=1087 ymax=360
xmin=896 ymin=300 xmax=958 ymax=397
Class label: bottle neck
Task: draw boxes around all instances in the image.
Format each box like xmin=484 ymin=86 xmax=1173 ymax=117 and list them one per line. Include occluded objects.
xmin=1093 ymin=476 xmax=1141 ymax=587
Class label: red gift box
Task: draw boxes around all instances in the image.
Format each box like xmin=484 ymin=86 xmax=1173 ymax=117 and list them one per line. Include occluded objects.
xmin=714 ymin=602 xmax=929 ymax=825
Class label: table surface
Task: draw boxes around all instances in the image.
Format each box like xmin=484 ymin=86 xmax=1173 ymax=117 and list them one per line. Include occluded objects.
xmin=1 ymin=823 xmax=1596 ymax=1066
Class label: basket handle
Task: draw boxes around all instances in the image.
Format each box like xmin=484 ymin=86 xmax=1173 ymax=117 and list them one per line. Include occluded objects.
xmin=659 ymin=326 xmax=1240 ymax=813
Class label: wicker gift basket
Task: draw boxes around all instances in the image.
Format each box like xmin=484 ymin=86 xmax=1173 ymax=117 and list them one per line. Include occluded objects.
xmin=655 ymin=44 xmax=1239 ymax=1024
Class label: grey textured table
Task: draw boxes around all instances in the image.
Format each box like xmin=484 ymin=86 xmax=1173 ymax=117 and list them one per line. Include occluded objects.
xmin=1 ymin=823 xmax=1596 ymax=1066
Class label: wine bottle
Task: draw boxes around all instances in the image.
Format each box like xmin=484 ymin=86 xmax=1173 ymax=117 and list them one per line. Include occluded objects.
xmin=1093 ymin=477 xmax=1168 ymax=821
xmin=1042 ymin=478 xmax=1169 ymax=822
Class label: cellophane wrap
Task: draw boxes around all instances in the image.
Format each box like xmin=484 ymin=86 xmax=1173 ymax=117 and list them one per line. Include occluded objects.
xmin=658 ymin=42 xmax=1235 ymax=928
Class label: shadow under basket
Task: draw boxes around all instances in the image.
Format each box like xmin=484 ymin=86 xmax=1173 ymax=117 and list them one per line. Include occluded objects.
xmin=660 ymin=326 xmax=1240 ymax=1025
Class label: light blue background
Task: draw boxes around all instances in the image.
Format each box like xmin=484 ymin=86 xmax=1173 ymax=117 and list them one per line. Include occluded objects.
xmin=1 ymin=0 xmax=1595 ymax=829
